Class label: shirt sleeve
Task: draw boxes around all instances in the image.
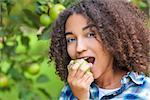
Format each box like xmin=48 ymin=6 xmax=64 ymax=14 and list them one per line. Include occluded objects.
xmin=59 ymin=84 xmax=78 ymax=100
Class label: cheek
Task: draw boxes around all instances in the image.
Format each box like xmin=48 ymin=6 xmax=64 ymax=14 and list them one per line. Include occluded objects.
xmin=67 ymin=45 xmax=76 ymax=59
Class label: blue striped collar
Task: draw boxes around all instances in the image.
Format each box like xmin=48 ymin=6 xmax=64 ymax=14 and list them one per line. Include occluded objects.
xmin=121 ymin=71 xmax=145 ymax=85
xmin=90 ymin=71 xmax=146 ymax=99
xmin=59 ymin=71 xmax=147 ymax=100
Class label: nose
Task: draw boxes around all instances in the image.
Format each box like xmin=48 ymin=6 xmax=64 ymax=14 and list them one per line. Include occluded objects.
xmin=76 ymin=39 xmax=87 ymax=54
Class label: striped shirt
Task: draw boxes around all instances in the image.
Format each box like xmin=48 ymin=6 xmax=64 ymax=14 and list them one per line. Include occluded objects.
xmin=59 ymin=71 xmax=150 ymax=100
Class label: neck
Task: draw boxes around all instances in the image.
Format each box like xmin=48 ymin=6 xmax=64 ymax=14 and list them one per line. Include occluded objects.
xmin=95 ymin=68 xmax=126 ymax=89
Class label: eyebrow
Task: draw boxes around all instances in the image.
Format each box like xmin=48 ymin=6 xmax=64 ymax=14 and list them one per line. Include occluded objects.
xmin=64 ymin=24 xmax=96 ymax=36
xmin=82 ymin=24 xmax=96 ymax=31
xmin=64 ymin=32 xmax=73 ymax=36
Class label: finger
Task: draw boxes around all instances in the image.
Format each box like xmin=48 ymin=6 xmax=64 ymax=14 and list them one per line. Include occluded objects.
xmin=85 ymin=73 xmax=94 ymax=86
xmin=68 ymin=59 xmax=83 ymax=77
xmin=80 ymin=71 xmax=93 ymax=82
xmin=76 ymin=63 xmax=92 ymax=79
xmin=86 ymin=77 xmax=94 ymax=86
xmin=67 ymin=60 xmax=75 ymax=70
xmin=77 ymin=72 xmax=93 ymax=88
xmin=74 ymin=59 xmax=86 ymax=78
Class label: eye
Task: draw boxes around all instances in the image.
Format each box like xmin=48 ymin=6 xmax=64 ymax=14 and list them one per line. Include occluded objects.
xmin=66 ymin=37 xmax=76 ymax=43
xmin=87 ymin=32 xmax=96 ymax=38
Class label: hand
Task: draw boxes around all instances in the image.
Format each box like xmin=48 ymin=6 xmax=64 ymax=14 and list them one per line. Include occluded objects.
xmin=67 ymin=59 xmax=94 ymax=100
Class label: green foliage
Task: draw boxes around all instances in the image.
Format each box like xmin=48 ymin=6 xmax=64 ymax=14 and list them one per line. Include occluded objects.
xmin=131 ymin=0 xmax=148 ymax=9
xmin=130 ymin=0 xmax=149 ymax=16
xmin=0 ymin=0 xmax=149 ymax=100
xmin=0 ymin=0 xmax=69 ymax=99
xmin=0 ymin=32 xmax=64 ymax=99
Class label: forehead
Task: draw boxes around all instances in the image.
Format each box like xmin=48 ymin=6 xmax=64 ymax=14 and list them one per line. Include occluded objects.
xmin=65 ymin=14 xmax=89 ymax=32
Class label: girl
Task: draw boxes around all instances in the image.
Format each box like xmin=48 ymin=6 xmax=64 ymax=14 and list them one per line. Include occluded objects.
xmin=49 ymin=0 xmax=150 ymax=99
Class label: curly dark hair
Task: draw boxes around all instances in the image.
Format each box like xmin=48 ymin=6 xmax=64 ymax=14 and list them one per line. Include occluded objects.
xmin=49 ymin=0 xmax=150 ymax=81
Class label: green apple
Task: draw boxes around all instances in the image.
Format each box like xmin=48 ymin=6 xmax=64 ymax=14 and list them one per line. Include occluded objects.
xmin=68 ymin=59 xmax=91 ymax=72
xmin=49 ymin=4 xmax=65 ymax=20
xmin=39 ymin=5 xmax=49 ymax=13
xmin=81 ymin=60 xmax=91 ymax=72
xmin=15 ymin=45 xmax=26 ymax=54
xmin=50 ymin=0 xmax=54 ymax=2
xmin=40 ymin=14 xmax=52 ymax=26
xmin=0 ymin=75 xmax=9 ymax=88
xmin=0 ymin=42 xmax=4 ymax=49
xmin=27 ymin=63 xmax=40 ymax=75
xmin=6 ymin=41 xmax=15 ymax=46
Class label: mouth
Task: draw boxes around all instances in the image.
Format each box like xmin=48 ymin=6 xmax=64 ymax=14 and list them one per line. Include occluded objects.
xmin=84 ymin=57 xmax=95 ymax=64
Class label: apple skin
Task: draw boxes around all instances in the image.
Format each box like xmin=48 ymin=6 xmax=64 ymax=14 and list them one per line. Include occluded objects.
xmin=81 ymin=60 xmax=90 ymax=72
xmin=0 ymin=75 xmax=9 ymax=88
xmin=49 ymin=4 xmax=65 ymax=20
xmin=68 ymin=59 xmax=91 ymax=72
xmin=0 ymin=42 xmax=4 ymax=49
xmin=27 ymin=63 xmax=40 ymax=75
xmin=40 ymin=14 xmax=52 ymax=26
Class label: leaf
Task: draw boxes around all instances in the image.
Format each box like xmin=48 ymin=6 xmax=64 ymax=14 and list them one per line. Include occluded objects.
xmin=19 ymin=88 xmax=36 ymax=100
xmin=23 ymin=9 xmax=40 ymax=28
xmin=19 ymin=87 xmax=30 ymax=100
xmin=19 ymin=25 xmax=37 ymax=35
xmin=39 ymin=5 xmax=49 ymax=13
xmin=0 ymin=60 xmax=11 ymax=74
xmin=8 ymin=67 xmax=24 ymax=81
xmin=35 ymin=4 xmax=43 ymax=15
xmin=139 ymin=1 xmax=147 ymax=9
xmin=21 ymin=36 xmax=30 ymax=48
xmin=53 ymin=0 xmax=59 ymax=3
xmin=37 ymin=0 xmax=49 ymax=5
xmin=0 ymin=28 xmax=5 ymax=36
xmin=36 ymin=74 xmax=49 ymax=83
xmin=38 ymin=88 xmax=52 ymax=99
xmin=6 ymin=0 xmax=14 ymax=15
xmin=3 ymin=44 xmax=16 ymax=56
xmin=37 ymin=26 xmax=51 ymax=40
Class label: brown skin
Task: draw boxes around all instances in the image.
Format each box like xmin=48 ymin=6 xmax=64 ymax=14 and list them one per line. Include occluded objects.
xmin=65 ymin=14 xmax=127 ymax=99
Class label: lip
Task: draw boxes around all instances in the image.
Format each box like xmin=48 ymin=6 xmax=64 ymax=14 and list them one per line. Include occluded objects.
xmin=77 ymin=56 xmax=95 ymax=64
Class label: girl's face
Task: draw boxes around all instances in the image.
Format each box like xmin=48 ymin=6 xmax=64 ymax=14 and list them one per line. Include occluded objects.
xmin=65 ymin=14 xmax=113 ymax=79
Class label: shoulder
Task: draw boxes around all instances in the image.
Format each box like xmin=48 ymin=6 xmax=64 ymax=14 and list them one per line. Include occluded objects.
xmin=132 ymin=76 xmax=150 ymax=99
xmin=127 ymin=71 xmax=150 ymax=89
xmin=59 ymin=83 xmax=77 ymax=100
xmin=143 ymin=76 xmax=150 ymax=88
xmin=119 ymin=72 xmax=150 ymax=99
xmin=127 ymin=72 xmax=150 ymax=98
xmin=145 ymin=76 xmax=150 ymax=82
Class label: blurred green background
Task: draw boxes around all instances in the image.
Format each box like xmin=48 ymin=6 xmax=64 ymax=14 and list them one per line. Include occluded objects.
xmin=0 ymin=0 xmax=149 ymax=100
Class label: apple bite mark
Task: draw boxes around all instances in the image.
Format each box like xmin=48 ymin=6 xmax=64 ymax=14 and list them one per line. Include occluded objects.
xmin=78 ymin=58 xmax=93 ymax=72
xmin=67 ymin=58 xmax=93 ymax=72
xmin=84 ymin=57 xmax=95 ymax=64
